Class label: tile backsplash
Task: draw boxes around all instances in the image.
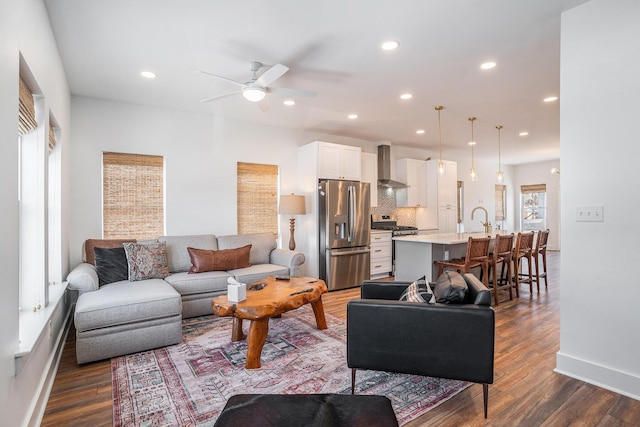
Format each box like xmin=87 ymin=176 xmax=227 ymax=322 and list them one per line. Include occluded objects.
xmin=371 ymin=187 xmax=416 ymax=226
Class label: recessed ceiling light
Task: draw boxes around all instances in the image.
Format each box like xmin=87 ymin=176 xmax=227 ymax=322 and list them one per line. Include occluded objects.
xmin=400 ymin=93 xmax=413 ymax=100
xmin=543 ymin=96 xmax=559 ymax=102
xmin=140 ymin=71 xmax=156 ymax=79
xmin=348 ymin=114 xmax=358 ymax=119
xmin=480 ymin=61 xmax=497 ymax=70
xmin=283 ymin=100 xmax=295 ymax=106
xmin=416 ymin=129 xmax=425 ymax=134
xmin=380 ymin=40 xmax=399 ymax=51
xmin=468 ymin=141 xmax=476 ymax=146
xmin=519 ymin=131 xmax=529 ymax=136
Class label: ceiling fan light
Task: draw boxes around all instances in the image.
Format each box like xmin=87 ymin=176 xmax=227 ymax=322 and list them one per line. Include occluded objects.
xmin=243 ymin=87 xmax=266 ymax=102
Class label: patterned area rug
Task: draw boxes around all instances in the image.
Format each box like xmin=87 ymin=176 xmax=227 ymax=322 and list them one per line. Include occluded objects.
xmin=112 ymin=306 xmax=471 ymax=426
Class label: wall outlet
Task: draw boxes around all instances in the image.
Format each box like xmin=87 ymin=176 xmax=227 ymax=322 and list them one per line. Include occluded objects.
xmin=576 ymin=205 xmax=604 ymax=222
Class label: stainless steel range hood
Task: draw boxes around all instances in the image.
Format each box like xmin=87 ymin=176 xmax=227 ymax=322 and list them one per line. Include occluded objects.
xmin=377 ymin=145 xmax=407 ymax=188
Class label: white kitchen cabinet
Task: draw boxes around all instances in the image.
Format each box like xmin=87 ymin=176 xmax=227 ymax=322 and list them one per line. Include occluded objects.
xmin=370 ymin=230 xmax=392 ymax=278
xmin=426 ymin=159 xmax=458 ymax=233
xmin=396 ymin=158 xmax=427 ymax=207
xmin=361 ymin=152 xmax=378 ymax=207
xmin=317 ymin=141 xmax=361 ymax=181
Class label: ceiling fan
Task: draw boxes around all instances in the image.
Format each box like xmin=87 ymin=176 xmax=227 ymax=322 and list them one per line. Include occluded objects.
xmin=197 ymin=61 xmax=317 ymax=111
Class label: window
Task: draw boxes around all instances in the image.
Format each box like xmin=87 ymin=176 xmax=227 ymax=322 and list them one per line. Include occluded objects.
xmin=495 ymin=184 xmax=506 ymax=223
xmin=236 ymin=162 xmax=278 ymax=235
xmin=521 ymin=184 xmax=546 ymax=231
xmin=102 ymin=152 xmax=165 ymax=239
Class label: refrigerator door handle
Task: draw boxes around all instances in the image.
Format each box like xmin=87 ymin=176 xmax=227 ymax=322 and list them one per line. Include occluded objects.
xmin=348 ymin=185 xmax=356 ymax=242
xmin=329 ymin=248 xmax=370 ymax=256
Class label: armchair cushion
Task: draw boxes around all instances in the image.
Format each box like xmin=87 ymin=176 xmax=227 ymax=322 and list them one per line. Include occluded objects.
xmin=432 ymin=270 xmax=468 ymax=304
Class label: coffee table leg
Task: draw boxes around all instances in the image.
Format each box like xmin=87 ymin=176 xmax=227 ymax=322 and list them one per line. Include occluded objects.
xmin=311 ymin=297 xmax=328 ymax=330
xmin=231 ymin=318 xmax=246 ymax=341
xmin=245 ymin=318 xmax=269 ymax=369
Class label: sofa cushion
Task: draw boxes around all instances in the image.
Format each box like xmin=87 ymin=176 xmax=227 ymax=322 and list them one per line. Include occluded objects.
xmin=83 ymin=238 xmax=136 ymax=265
xmin=164 ymin=270 xmax=231 ymax=296
xmin=123 ymin=241 xmax=170 ymax=281
xmin=187 ymin=245 xmax=252 ymax=273
xmin=399 ymin=277 xmax=435 ymax=303
xmin=231 ymin=264 xmax=290 ymax=285
xmin=217 ymin=233 xmax=276 ymax=265
xmin=94 ymin=246 xmax=129 ymax=285
xmin=74 ymin=279 xmax=181 ymax=332
xmin=433 ymin=270 xmax=468 ymax=304
xmin=158 ymin=235 xmax=218 ymax=273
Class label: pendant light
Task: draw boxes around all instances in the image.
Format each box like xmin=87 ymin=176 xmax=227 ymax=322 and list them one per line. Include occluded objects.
xmin=468 ymin=116 xmax=478 ymax=182
xmin=496 ymin=125 xmax=504 ymax=183
xmin=435 ymin=106 xmax=445 ymax=174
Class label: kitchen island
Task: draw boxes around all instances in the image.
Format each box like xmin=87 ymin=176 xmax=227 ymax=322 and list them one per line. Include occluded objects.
xmin=394 ymin=231 xmax=509 ymax=282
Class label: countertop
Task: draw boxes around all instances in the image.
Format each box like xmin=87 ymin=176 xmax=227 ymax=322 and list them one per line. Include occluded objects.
xmin=393 ymin=230 xmax=511 ymax=245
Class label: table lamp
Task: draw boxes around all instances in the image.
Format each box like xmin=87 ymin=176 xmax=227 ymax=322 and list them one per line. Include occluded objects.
xmin=279 ymin=194 xmax=306 ymax=250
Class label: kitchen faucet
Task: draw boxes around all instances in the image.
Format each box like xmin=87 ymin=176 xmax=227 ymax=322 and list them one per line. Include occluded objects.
xmin=471 ymin=206 xmax=491 ymax=234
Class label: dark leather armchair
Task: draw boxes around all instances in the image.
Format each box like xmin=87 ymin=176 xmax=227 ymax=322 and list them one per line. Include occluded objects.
xmin=347 ymin=273 xmax=495 ymax=418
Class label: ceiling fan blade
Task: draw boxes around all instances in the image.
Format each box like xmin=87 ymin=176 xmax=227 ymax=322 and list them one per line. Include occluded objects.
xmin=269 ymin=87 xmax=317 ymax=98
xmin=195 ymin=70 xmax=246 ymax=88
xmin=200 ymin=90 xmax=241 ymax=103
xmin=257 ymin=98 xmax=271 ymax=112
xmin=256 ymin=63 xmax=289 ymax=86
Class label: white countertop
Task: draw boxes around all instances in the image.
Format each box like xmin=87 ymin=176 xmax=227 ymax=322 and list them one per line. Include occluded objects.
xmin=394 ymin=230 xmax=511 ymax=245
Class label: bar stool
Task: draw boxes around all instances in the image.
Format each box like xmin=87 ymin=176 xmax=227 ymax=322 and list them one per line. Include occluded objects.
xmin=435 ymin=236 xmax=491 ymax=288
xmin=488 ymin=233 xmax=514 ymax=305
xmin=512 ymin=231 xmax=535 ymax=296
xmin=533 ymin=229 xmax=550 ymax=291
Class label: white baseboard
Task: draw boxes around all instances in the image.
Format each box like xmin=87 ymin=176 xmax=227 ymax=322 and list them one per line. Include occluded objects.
xmin=555 ymin=351 xmax=640 ymax=401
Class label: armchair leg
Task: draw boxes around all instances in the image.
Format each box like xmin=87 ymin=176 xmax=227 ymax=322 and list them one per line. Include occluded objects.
xmin=351 ymin=369 xmax=356 ymax=394
xmin=483 ymin=383 xmax=489 ymax=418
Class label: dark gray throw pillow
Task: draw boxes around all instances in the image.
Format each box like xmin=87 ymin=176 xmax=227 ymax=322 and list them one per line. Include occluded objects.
xmin=94 ymin=246 xmax=129 ymax=285
xmin=432 ymin=270 xmax=468 ymax=303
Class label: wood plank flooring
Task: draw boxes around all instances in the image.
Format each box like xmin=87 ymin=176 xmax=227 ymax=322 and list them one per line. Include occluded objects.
xmin=42 ymin=252 xmax=640 ymax=426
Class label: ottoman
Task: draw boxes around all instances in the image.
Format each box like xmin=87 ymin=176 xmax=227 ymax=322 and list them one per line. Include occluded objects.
xmin=214 ymin=394 xmax=399 ymax=427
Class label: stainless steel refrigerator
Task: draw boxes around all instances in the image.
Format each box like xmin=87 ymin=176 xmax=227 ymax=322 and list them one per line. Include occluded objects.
xmin=318 ymin=180 xmax=371 ymax=291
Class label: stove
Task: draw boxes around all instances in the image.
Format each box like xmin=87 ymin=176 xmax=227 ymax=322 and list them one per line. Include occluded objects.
xmin=371 ymin=214 xmax=418 ymax=236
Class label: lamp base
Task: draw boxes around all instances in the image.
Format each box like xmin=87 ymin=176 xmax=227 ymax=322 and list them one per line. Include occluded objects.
xmin=289 ymin=217 xmax=296 ymax=251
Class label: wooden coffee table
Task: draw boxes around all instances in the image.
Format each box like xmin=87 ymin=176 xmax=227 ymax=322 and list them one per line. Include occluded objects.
xmin=211 ymin=276 xmax=328 ymax=369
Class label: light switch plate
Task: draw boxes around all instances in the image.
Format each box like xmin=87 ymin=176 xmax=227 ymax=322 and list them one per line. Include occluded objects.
xmin=576 ymin=205 xmax=604 ymax=222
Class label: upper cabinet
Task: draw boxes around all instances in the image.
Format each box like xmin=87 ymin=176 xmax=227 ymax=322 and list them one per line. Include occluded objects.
xmin=317 ymin=142 xmax=361 ymax=181
xmin=361 ymin=152 xmax=378 ymax=207
xmin=426 ymin=160 xmax=458 ymax=232
xmin=396 ymin=158 xmax=427 ymax=207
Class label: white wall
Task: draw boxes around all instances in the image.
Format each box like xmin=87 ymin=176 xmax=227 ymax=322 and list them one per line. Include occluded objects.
xmin=557 ymin=0 xmax=640 ymax=399
xmin=0 ymin=0 xmax=72 ymax=425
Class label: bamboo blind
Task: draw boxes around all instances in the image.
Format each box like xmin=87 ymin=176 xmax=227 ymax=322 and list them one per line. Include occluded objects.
xmin=521 ymin=183 xmax=546 ymax=194
xmin=237 ymin=162 xmax=278 ymax=235
xmin=49 ymin=124 xmax=56 ymax=151
xmin=19 ymin=77 xmax=38 ymax=136
xmin=495 ymin=184 xmax=506 ymax=221
xmin=102 ymin=152 xmax=164 ymax=239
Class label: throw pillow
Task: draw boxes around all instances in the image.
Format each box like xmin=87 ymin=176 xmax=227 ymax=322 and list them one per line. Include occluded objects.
xmin=432 ymin=270 xmax=468 ymax=304
xmin=187 ymin=245 xmax=252 ymax=273
xmin=122 ymin=241 xmax=170 ymax=281
xmin=93 ymin=246 xmax=129 ymax=286
xmin=399 ymin=276 xmax=435 ymax=303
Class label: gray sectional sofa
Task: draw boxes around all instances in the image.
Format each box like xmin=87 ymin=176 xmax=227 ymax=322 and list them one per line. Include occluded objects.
xmin=66 ymin=232 xmax=305 ymax=364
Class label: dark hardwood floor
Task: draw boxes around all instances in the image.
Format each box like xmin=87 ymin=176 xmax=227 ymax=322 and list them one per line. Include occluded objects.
xmin=42 ymin=252 xmax=640 ymax=426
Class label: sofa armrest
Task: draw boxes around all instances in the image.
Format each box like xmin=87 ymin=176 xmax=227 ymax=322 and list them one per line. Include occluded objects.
xmin=66 ymin=262 xmax=99 ymax=294
xmin=347 ymin=299 xmax=495 ymax=385
xmin=269 ymin=248 xmax=305 ymax=276
xmin=463 ymin=273 xmax=492 ymax=306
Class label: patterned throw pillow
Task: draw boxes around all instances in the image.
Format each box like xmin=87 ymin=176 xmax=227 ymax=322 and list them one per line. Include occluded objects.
xmin=123 ymin=241 xmax=170 ymax=281
xmin=399 ymin=276 xmax=435 ymax=303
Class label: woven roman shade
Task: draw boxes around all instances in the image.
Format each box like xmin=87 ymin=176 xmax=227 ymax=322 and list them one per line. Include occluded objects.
xmin=237 ymin=162 xmax=278 ymax=235
xmin=19 ymin=77 xmax=38 ymax=135
xmin=521 ymin=184 xmax=546 ymax=194
xmin=495 ymin=184 xmax=506 ymax=221
xmin=102 ymin=152 xmax=165 ymax=240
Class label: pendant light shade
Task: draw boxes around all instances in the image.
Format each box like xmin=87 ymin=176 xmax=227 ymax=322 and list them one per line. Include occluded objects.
xmin=496 ymin=125 xmax=504 ymax=183
xmin=435 ymin=106 xmax=445 ymax=175
xmin=468 ymin=116 xmax=478 ymax=182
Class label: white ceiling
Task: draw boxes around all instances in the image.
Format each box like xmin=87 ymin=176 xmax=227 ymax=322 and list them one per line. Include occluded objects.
xmin=44 ymin=0 xmax=588 ymax=165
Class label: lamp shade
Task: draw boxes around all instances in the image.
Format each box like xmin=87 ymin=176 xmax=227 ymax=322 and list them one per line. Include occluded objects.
xmin=279 ymin=194 xmax=306 ymax=215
